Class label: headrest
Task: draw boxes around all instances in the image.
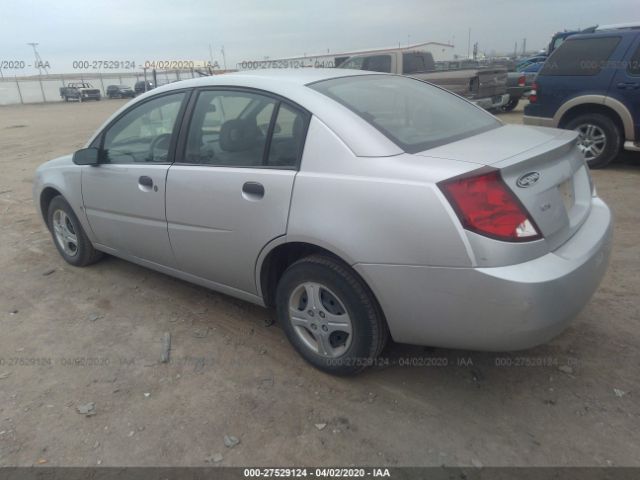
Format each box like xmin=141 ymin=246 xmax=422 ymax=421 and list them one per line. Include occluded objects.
xmin=292 ymin=114 xmax=304 ymax=139
xmin=219 ymin=118 xmax=258 ymax=152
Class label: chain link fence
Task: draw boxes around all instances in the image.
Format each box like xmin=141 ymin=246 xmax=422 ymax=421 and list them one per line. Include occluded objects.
xmin=0 ymin=70 xmax=201 ymax=106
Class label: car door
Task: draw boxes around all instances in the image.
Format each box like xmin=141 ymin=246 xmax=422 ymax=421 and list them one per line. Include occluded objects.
xmin=610 ymin=34 xmax=640 ymax=142
xmin=82 ymin=90 xmax=189 ymax=266
xmin=166 ymin=89 xmax=310 ymax=295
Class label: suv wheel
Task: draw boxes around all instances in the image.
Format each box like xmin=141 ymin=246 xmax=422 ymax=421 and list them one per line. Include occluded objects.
xmin=276 ymin=255 xmax=388 ymax=375
xmin=565 ymin=113 xmax=621 ymax=168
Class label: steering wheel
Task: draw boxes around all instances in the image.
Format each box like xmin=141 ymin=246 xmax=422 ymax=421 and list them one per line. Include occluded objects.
xmin=147 ymin=133 xmax=172 ymax=162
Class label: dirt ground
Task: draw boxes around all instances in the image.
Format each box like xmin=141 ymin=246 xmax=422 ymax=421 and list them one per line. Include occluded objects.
xmin=0 ymin=100 xmax=638 ymax=467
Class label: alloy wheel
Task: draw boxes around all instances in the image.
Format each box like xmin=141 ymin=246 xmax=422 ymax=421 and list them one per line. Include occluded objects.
xmin=575 ymin=123 xmax=607 ymax=160
xmin=52 ymin=209 xmax=79 ymax=257
xmin=288 ymin=282 xmax=353 ymax=358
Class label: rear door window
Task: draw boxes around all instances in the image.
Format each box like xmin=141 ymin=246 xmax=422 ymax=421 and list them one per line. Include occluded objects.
xmin=628 ymin=43 xmax=640 ymax=75
xmin=540 ymin=36 xmax=621 ymax=76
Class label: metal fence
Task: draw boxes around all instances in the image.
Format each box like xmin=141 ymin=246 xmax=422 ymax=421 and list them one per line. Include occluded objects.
xmin=0 ymin=70 xmax=201 ymax=106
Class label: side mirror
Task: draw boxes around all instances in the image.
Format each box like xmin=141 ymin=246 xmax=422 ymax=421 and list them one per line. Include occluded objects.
xmin=73 ymin=147 xmax=100 ymax=165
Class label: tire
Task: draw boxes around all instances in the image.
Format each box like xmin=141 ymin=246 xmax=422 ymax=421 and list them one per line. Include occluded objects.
xmin=46 ymin=196 xmax=103 ymax=267
xmin=564 ymin=113 xmax=621 ymax=169
xmin=500 ymin=96 xmax=519 ymax=112
xmin=63 ymin=96 xmax=68 ymax=102
xmin=275 ymin=254 xmax=388 ymax=375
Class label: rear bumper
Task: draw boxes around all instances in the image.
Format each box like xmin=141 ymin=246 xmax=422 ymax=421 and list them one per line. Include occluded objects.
xmin=523 ymin=115 xmax=555 ymax=128
xmin=472 ymin=93 xmax=509 ymax=110
xmin=506 ymin=86 xmax=527 ymax=98
xmin=355 ymin=197 xmax=612 ymax=351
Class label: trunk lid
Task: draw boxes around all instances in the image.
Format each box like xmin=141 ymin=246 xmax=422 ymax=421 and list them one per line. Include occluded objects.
xmin=417 ymin=124 xmax=593 ymax=251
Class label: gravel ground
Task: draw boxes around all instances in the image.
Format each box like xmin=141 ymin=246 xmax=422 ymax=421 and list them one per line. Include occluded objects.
xmin=0 ymin=99 xmax=638 ymax=467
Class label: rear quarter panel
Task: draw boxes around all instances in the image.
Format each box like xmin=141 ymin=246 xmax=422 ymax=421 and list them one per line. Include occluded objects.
xmin=285 ymin=117 xmax=476 ymax=268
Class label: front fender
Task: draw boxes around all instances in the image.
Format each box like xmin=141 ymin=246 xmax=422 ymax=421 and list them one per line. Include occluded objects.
xmin=33 ymin=156 xmax=95 ymax=242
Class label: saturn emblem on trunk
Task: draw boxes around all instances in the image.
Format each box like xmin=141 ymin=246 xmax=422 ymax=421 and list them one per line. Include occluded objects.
xmin=516 ymin=172 xmax=541 ymax=188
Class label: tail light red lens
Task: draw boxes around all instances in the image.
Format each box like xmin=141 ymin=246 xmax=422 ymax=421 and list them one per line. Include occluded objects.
xmin=439 ymin=169 xmax=541 ymax=242
xmin=518 ymin=74 xmax=526 ymax=87
xmin=529 ymin=81 xmax=538 ymax=103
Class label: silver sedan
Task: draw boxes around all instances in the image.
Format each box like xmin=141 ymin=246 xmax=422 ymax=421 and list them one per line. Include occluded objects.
xmin=33 ymin=69 xmax=612 ymax=375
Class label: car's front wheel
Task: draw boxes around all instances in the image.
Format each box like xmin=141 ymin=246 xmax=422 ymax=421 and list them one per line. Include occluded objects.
xmin=565 ymin=113 xmax=621 ymax=169
xmin=47 ymin=196 xmax=103 ymax=267
xmin=276 ymin=255 xmax=388 ymax=375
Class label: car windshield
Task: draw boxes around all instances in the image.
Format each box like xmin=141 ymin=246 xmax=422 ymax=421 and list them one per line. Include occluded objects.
xmin=309 ymin=75 xmax=500 ymax=153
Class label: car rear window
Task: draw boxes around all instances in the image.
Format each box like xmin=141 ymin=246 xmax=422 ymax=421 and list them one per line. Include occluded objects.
xmin=540 ymin=36 xmax=621 ymax=76
xmin=308 ymin=75 xmax=500 ymax=153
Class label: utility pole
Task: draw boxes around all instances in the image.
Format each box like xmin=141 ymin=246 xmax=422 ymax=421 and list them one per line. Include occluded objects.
xmin=220 ymin=45 xmax=227 ymax=70
xmin=514 ymin=41 xmax=518 ymax=58
xmin=467 ymin=28 xmax=471 ymax=59
xmin=209 ymin=44 xmax=214 ymax=65
xmin=27 ymin=42 xmax=48 ymax=75
xmin=522 ymin=38 xmax=527 ymax=56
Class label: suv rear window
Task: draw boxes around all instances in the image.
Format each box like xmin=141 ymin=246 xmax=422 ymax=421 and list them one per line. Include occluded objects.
xmin=540 ymin=36 xmax=621 ymax=76
xmin=309 ymin=75 xmax=500 ymax=153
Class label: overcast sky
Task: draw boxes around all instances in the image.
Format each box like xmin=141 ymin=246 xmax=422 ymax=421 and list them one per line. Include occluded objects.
xmin=1 ymin=0 xmax=639 ymax=73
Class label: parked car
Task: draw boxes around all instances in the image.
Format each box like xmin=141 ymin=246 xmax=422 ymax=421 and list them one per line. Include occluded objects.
xmin=514 ymin=55 xmax=548 ymax=72
xmin=337 ymin=50 xmax=509 ymax=110
xmin=106 ymin=84 xmax=135 ymax=99
xmin=502 ymin=72 xmax=527 ymax=112
xmin=34 ymin=70 xmax=612 ymax=375
xmin=59 ymin=82 xmax=101 ymax=102
xmin=547 ymin=26 xmax=598 ymax=55
xmin=524 ymin=27 xmax=640 ymax=168
xmin=502 ymin=62 xmax=544 ymax=112
xmin=134 ymin=80 xmax=154 ymax=95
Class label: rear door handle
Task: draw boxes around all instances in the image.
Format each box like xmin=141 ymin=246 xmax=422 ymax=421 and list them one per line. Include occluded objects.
xmin=242 ymin=181 xmax=264 ymax=198
xmin=616 ymin=82 xmax=639 ymax=89
xmin=139 ymin=175 xmax=154 ymax=188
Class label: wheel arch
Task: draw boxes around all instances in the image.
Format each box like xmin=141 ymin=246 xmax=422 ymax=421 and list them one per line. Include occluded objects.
xmin=257 ymin=238 xmax=361 ymax=309
xmin=39 ymin=186 xmax=63 ymax=227
xmin=555 ymin=96 xmax=633 ymax=141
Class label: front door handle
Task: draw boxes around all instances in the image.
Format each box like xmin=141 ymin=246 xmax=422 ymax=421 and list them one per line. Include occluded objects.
xmin=139 ymin=175 xmax=154 ymax=188
xmin=616 ymin=82 xmax=639 ymax=89
xmin=242 ymin=181 xmax=265 ymax=198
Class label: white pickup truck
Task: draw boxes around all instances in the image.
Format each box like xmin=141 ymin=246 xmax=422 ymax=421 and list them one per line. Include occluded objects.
xmin=337 ymin=50 xmax=509 ymax=110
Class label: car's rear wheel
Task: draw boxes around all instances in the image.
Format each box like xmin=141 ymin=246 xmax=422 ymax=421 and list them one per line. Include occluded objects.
xmin=565 ymin=113 xmax=621 ymax=169
xmin=276 ymin=254 xmax=388 ymax=375
xmin=47 ymin=196 xmax=103 ymax=267
xmin=500 ymin=96 xmax=519 ymax=112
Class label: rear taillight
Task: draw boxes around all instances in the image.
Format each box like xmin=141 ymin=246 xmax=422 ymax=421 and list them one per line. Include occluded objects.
xmin=439 ymin=169 xmax=541 ymax=242
xmin=529 ymin=81 xmax=538 ymax=103
xmin=517 ymin=74 xmax=526 ymax=87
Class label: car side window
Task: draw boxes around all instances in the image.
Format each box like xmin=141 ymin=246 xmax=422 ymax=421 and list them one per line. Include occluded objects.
xmin=628 ymin=44 xmax=640 ymax=76
xmin=102 ymin=92 xmax=186 ymax=164
xmin=183 ymin=90 xmax=277 ymax=167
xmin=363 ymin=55 xmax=392 ymax=73
xmin=340 ymin=57 xmax=364 ymax=70
xmin=540 ymin=36 xmax=621 ymax=76
xmin=265 ymin=104 xmax=308 ymax=168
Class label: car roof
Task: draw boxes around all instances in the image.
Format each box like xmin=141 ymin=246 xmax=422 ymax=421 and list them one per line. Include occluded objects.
xmin=157 ymin=68 xmax=380 ymax=90
xmin=87 ymin=69 xmax=402 ymax=157
xmin=567 ymin=28 xmax=640 ymax=39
